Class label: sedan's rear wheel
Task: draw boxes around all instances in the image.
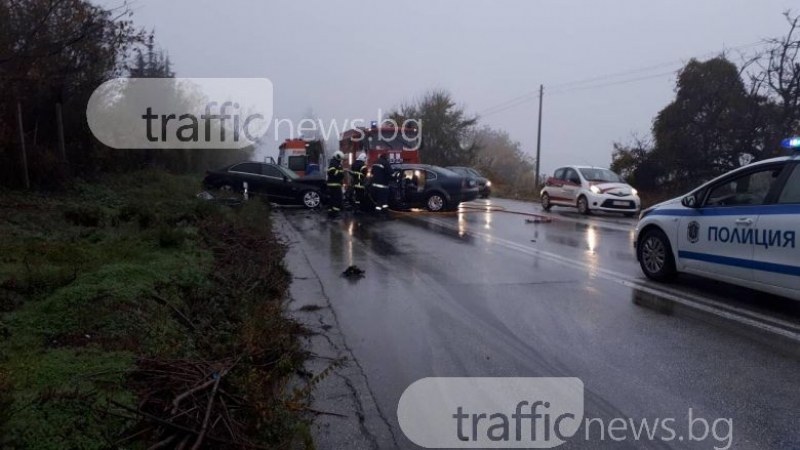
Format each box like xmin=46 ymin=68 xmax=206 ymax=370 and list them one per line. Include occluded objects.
xmin=637 ymin=229 xmax=677 ymax=282
xmin=541 ymin=193 xmax=552 ymax=211
xmin=302 ymin=190 xmax=321 ymax=209
xmin=426 ymin=193 xmax=446 ymax=212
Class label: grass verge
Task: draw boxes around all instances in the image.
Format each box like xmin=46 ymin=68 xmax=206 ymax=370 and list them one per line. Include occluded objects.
xmin=0 ymin=170 xmax=311 ymax=449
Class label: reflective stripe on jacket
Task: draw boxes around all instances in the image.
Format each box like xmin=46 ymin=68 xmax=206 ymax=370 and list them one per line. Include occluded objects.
xmin=327 ymin=158 xmax=344 ymax=184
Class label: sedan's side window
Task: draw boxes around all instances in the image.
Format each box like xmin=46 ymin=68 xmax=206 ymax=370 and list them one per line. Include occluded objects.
xmin=230 ymin=162 xmax=262 ymax=174
xmin=399 ymin=169 xmax=420 ymax=193
xmin=262 ymin=165 xmax=283 ymax=178
xmin=777 ymin=164 xmax=800 ymax=204
xmin=704 ymin=166 xmax=784 ymax=207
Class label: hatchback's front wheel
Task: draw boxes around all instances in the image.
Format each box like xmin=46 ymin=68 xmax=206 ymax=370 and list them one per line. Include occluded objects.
xmin=577 ymin=196 xmax=591 ymax=215
xmin=541 ymin=193 xmax=552 ymax=211
xmin=637 ymin=229 xmax=677 ymax=282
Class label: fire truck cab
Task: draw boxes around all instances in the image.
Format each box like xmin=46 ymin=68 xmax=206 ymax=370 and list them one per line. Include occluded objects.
xmin=339 ymin=122 xmax=421 ymax=168
xmin=277 ymin=138 xmax=325 ymax=176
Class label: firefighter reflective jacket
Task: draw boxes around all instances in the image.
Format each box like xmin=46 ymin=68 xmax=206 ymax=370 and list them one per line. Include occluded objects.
xmin=350 ymin=160 xmax=366 ymax=187
xmin=370 ymin=156 xmax=392 ymax=186
xmin=327 ymin=158 xmax=344 ymax=185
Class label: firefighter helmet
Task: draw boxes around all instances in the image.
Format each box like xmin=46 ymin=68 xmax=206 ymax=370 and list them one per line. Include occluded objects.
xmin=333 ymin=151 xmax=344 ymax=160
xmin=357 ymin=152 xmax=367 ymax=162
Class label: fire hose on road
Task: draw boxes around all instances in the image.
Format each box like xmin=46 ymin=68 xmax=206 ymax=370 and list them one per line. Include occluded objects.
xmin=389 ymin=202 xmax=554 ymax=222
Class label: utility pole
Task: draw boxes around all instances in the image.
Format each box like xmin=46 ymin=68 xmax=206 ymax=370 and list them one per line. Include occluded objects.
xmin=16 ymin=101 xmax=30 ymax=189
xmin=56 ymin=103 xmax=67 ymax=164
xmin=534 ymin=84 xmax=543 ymax=190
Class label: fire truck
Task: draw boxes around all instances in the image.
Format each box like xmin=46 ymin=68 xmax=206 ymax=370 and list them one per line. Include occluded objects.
xmin=277 ymin=138 xmax=325 ymax=176
xmin=338 ymin=121 xmax=421 ymax=167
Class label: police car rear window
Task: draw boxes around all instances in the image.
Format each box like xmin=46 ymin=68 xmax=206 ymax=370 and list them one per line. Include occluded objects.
xmin=778 ymin=165 xmax=800 ymax=204
xmin=706 ymin=167 xmax=781 ymax=207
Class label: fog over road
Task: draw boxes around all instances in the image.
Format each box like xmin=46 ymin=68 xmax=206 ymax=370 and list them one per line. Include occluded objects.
xmin=277 ymin=198 xmax=800 ymax=449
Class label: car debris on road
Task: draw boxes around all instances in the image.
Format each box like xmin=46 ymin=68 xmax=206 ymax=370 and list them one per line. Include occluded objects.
xmin=525 ymin=217 xmax=552 ymax=224
xmin=341 ymin=265 xmax=365 ymax=279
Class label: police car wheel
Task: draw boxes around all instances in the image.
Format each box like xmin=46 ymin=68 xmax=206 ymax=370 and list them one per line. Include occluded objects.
xmin=637 ymin=229 xmax=677 ymax=282
xmin=577 ymin=196 xmax=591 ymax=215
xmin=302 ymin=190 xmax=321 ymax=209
xmin=541 ymin=193 xmax=552 ymax=211
xmin=426 ymin=193 xmax=446 ymax=212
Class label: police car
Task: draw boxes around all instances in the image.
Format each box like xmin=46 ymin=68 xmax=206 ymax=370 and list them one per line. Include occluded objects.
xmin=634 ymin=138 xmax=800 ymax=301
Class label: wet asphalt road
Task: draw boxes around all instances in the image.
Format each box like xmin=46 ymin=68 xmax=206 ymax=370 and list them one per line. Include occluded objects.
xmin=276 ymin=198 xmax=800 ymax=450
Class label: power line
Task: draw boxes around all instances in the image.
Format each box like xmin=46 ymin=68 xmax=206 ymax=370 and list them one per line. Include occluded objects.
xmin=480 ymin=92 xmax=539 ymax=116
xmin=548 ymin=40 xmax=762 ymax=91
xmin=477 ymin=40 xmax=764 ymax=117
xmin=550 ymin=69 xmax=680 ymax=95
xmin=480 ymin=71 xmax=679 ymax=118
xmin=481 ymin=96 xmax=539 ymax=118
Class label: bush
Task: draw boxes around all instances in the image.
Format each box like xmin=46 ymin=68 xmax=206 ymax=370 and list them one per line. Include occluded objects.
xmin=63 ymin=206 xmax=105 ymax=227
xmin=156 ymin=226 xmax=187 ymax=248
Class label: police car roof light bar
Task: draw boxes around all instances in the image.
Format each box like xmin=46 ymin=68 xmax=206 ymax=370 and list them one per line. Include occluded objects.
xmin=781 ymin=137 xmax=800 ymax=149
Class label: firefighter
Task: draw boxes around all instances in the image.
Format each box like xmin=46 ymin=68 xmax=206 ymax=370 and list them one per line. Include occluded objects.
xmin=326 ymin=151 xmax=345 ymax=217
xmin=370 ymin=152 xmax=392 ymax=212
xmin=349 ymin=152 xmax=369 ymax=211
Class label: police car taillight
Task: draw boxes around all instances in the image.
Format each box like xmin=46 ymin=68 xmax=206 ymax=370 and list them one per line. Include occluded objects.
xmin=781 ymin=137 xmax=800 ymax=149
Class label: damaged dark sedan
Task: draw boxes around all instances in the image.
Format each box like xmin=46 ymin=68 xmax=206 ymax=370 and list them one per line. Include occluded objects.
xmin=389 ymin=164 xmax=479 ymax=212
xmin=203 ymin=161 xmax=326 ymax=208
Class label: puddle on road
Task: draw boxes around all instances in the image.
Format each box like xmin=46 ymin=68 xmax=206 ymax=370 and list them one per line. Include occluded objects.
xmin=394 ymin=213 xmax=476 ymax=244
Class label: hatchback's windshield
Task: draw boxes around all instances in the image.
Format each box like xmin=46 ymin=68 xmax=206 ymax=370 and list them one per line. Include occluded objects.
xmin=579 ymin=168 xmax=621 ymax=183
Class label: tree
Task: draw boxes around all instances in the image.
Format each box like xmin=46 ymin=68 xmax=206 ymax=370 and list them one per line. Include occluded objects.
xmin=753 ymin=11 xmax=800 ymax=151
xmin=608 ymin=12 xmax=800 ymax=200
xmin=128 ymin=33 xmax=174 ymax=78
xmin=389 ymin=90 xmax=478 ymax=166
xmin=651 ymin=57 xmax=755 ymax=189
xmin=610 ymin=135 xmax=664 ymax=192
xmin=0 ymin=0 xmax=145 ymax=186
xmin=471 ymin=126 xmax=538 ymax=196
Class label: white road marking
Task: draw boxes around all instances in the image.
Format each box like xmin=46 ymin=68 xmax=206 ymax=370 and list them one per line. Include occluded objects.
xmin=422 ymin=215 xmax=800 ymax=343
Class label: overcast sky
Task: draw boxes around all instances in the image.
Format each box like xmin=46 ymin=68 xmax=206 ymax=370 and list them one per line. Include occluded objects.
xmin=108 ymin=0 xmax=796 ymax=173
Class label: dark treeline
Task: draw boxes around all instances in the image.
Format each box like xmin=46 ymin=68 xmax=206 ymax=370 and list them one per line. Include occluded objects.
xmin=389 ymin=90 xmax=540 ymax=197
xmin=0 ymin=0 xmax=251 ymax=189
xmin=612 ymin=12 xmax=800 ymax=201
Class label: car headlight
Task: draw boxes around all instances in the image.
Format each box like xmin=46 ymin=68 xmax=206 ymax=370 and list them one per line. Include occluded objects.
xmin=631 ymin=188 xmax=638 ymax=196
xmin=485 ymin=180 xmax=492 ymax=187
xmin=590 ymin=185 xmax=601 ymax=194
